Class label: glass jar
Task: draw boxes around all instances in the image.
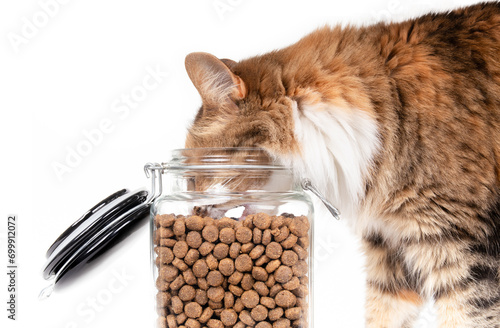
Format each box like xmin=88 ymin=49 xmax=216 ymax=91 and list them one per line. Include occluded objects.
xmin=151 ymin=148 xmax=313 ymax=328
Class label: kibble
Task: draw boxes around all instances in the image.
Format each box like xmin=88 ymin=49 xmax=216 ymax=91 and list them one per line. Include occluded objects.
xmin=154 ymin=212 xmax=310 ymax=327
xmin=185 ymin=302 xmax=203 ymax=318
xmin=186 ymin=215 xmax=205 ymax=231
xmin=235 ymin=227 xmax=253 ymax=243
xmin=241 ymin=290 xmax=260 ymax=308
xmin=186 ymin=231 xmax=203 ymax=249
xmin=219 ymin=258 xmax=235 ymax=276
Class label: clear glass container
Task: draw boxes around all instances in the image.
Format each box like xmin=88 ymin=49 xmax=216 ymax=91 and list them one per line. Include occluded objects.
xmin=152 ymin=148 xmax=313 ymax=328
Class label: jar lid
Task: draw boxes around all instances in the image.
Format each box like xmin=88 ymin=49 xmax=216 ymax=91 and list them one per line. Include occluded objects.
xmin=40 ymin=188 xmax=150 ymax=299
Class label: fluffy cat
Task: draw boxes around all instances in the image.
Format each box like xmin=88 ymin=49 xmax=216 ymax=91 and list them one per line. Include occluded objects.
xmin=183 ymin=2 xmax=500 ymax=327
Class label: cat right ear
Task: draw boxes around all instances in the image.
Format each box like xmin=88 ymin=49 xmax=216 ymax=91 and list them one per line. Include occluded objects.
xmin=185 ymin=52 xmax=247 ymax=109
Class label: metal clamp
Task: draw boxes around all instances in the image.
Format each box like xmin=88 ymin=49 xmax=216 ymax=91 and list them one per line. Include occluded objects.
xmin=301 ymin=179 xmax=341 ymax=221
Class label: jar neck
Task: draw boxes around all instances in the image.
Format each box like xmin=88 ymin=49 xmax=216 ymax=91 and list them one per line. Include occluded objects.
xmin=163 ymin=148 xmax=297 ymax=194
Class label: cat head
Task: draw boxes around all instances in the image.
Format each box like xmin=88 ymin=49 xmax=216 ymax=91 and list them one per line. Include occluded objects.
xmin=184 ymin=52 xmax=299 ymax=158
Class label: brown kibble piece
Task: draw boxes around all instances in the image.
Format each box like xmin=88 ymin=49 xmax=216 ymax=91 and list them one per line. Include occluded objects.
xmin=234 ymin=322 xmax=246 ymax=328
xmin=186 ymin=231 xmax=203 ymax=249
xmin=268 ymin=307 xmax=284 ymax=321
xmin=240 ymin=242 xmax=255 ymax=253
xmin=292 ymin=245 xmax=308 ymax=260
xmin=195 ymin=289 xmax=208 ymax=305
xmin=281 ymin=250 xmax=299 ymax=266
xmin=219 ymin=227 xmax=236 ymax=244
xmin=240 ymin=273 xmax=254 ymax=291
xmin=199 ymin=307 xmax=214 ymax=323
xmin=269 ymin=284 xmax=283 ymax=297
xmin=198 ymin=241 xmax=215 ymax=256
xmin=283 ymin=276 xmax=300 ymax=291
xmin=173 ymin=241 xmax=189 ymax=258
xmin=171 ymin=296 xmax=183 ymax=314
xmin=253 ymin=281 xmax=270 ymax=296
xmin=156 ymin=292 xmax=171 ymax=307
xmin=172 ymin=257 xmax=189 ymax=271
xmin=251 ymin=304 xmax=268 ymax=321
xmin=256 ymin=322 xmax=272 ymax=328
xmin=179 ymin=285 xmax=196 ymax=301
xmin=271 ymin=216 xmax=285 ymax=230
xmin=224 ymin=291 xmax=235 ymax=308
xmin=156 ymin=277 xmax=169 ymax=291
xmin=197 ymin=277 xmax=209 ymax=290
xmin=166 ymin=315 xmax=177 ymax=328
xmin=157 ymin=227 xmax=174 ymax=238
xmin=229 ymin=284 xmax=244 ymax=297
xmin=160 ymin=238 xmax=176 ymax=247
xmin=209 ymin=300 xmax=223 ymax=309
xmin=262 ymin=229 xmax=272 ymax=245
xmin=275 ymin=266 xmax=293 ymax=284
xmin=184 ymin=249 xmax=200 ymax=266
xmin=273 ymin=318 xmax=291 ymax=328
xmin=242 ymin=216 xmax=254 ymax=229
xmin=275 ymin=290 xmax=297 ymax=308
xmin=213 ymin=243 xmax=229 ymax=259
xmin=216 ymin=217 xmax=235 ymax=229
xmin=173 ymin=219 xmax=186 ymax=236
xmin=255 ymin=255 xmax=270 ymax=267
xmin=298 ymin=237 xmax=309 ymax=249
xmin=185 ymin=302 xmax=203 ymax=318
xmin=265 ymin=274 xmax=276 ymax=288
xmin=292 ymin=284 xmax=309 ymax=298
xmin=193 ymin=259 xmax=209 ymax=278
xmin=228 ymin=271 xmax=243 ymax=285
xmin=234 ymin=298 xmax=244 ymax=312
xmin=207 ymin=319 xmax=224 ymax=328
xmin=206 ymin=254 xmax=218 ymax=270
xmin=292 ymin=261 xmax=308 ymax=277
xmin=160 ymin=265 xmax=178 ymax=282
xmin=288 ymin=217 xmax=309 ymax=237
xmin=176 ymin=313 xmax=187 ymax=324
xmin=235 ymin=254 xmax=253 ymax=272
xmin=252 ymin=267 xmax=269 ymax=281
xmin=207 ymin=286 xmax=225 ymax=302
xmin=235 ymin=227 xmax=253 ymax=243
xmin=266 ymin=242 xmax=283 ymax=260
xmin=219 ymin=258 xmax=235 ymax=276
xmin=241 ymin=290 xmax=260 ymax=308
xmin=157 ymin=247 xmax=174 ymax=264
xmin=281 ymin=234 xmax=298 ymax=249
xmin=249 ymin=245 xmax=265 ymax=259
xmin=185 ymin=318 xmax=201 ymax=328
xmin=253 ymin=228 xmax=262 ymax=244
xmin=229 ymin=242 xmax=241 ymax=258
xmin=253 ymin=213 xmax=272 ymax=230
xmin=260 ymin=296 xmax=276 ymax=309
xmin=170 ymin=274 xmax=185 ymax=290
xmin=239 ymin=310 xmax=256 ymax=326
xmin=266 ymin=260 xmax=281 ymax=273
xmin=159 ymin=214 xmax=175 ymax=227
xmin=202 ymin=225 xmax=219 ymax=243
xmin=220 ymin=309 xmax=238 ymax=326
xmin=285 ymin=307 xmax=301 ymax=320
xmin=207 ymin=271 xmax=224 ymax=287
xmin=273 ymin=226 xmax=289 ymax=243
xmin=186 ymin=215 xmax=205 ymax=231
xmin=183 ymin=269 xmax=197 ymax=285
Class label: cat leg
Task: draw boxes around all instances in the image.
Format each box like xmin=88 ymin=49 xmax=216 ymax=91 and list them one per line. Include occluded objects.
xmin=434 ymin=262 xmax=500 ymax=328
xmin=364 ymin=235 xmax=424 ymax=328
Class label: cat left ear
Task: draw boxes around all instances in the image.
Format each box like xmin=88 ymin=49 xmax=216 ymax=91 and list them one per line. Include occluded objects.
xmin=185 ymin=52 xmax=247 ymax=107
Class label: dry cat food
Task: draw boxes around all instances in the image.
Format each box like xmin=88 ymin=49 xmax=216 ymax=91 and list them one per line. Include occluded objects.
xmin=154 ymin=212 xmax=310 ymax=328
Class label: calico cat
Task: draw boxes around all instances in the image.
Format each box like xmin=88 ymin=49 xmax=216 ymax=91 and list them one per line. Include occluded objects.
xmin=183 ymin=2 xmax=500 ymax=327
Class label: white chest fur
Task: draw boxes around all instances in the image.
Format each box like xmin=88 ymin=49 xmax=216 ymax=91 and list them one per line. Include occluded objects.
xmin=283 ymin=100 xmax=380 ymax=222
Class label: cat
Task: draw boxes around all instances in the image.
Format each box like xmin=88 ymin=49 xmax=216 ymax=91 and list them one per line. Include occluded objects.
xmin=183 ymin=2 xmax=500 ymax=327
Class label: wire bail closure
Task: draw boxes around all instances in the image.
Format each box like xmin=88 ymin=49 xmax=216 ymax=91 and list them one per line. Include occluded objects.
xmin=301 ymin=179 xmax=341 ymax=221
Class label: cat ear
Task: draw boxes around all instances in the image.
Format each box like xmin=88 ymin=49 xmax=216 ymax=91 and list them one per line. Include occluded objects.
xmin=185 ymin=52 xmax=247 ymax=108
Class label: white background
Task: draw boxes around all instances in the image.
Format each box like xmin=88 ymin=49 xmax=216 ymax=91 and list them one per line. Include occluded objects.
xmin=0 ymin=0 xmax=489 ymax=327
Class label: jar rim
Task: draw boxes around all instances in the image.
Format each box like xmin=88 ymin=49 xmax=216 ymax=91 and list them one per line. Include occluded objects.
xmin=163 ymin=147 xmax=288 ymax=171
